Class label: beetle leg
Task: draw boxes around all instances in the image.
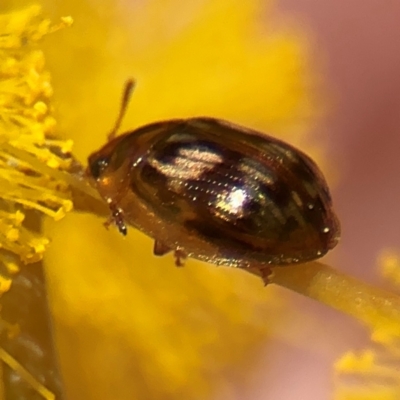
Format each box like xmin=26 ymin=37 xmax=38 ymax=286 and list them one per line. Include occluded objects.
xmin=259 ymin=267 xmax=272 ymax=286
xmin=105 ymin=205 xmax=128 ymax=236
xmin=153 ymin=241 xmax=172 ymax=256
xmin=103 ymin=216 xmax=112 ymax=231
xmin=252 ymin=265 xmax=273 ymax=286
xmin=153 ymin=242 xmax=187 ymax=267
xmin=174 ymin=248 xmax=187 ymax=267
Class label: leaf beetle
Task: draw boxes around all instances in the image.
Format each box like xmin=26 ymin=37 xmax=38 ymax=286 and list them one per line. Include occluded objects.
xmin=87 ymin=80 xmax=340 ymax=275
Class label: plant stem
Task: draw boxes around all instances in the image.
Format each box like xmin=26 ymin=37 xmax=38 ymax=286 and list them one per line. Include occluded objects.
xmin=249 ymin=261 xmax=400 ymax=336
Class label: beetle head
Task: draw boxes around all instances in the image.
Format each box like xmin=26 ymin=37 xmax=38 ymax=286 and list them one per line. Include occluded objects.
xmin=87 ymin=79 xmax=136 ymax=181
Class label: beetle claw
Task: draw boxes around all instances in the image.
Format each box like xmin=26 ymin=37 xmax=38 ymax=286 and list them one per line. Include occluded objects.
xmin=105 ymin=205 xmax=128 ymax=236
xmin=103 ymin=218 xmax=112 ymax=231
xmin=259 ymin=267 xmax=272 ymax=286
xmin=153 ymin=241 xmax=171 ymax=256
xmin=174 ymin=248 xmax=187 ymax=267
xmin=153 ymin=241 xmax=187 ymax=267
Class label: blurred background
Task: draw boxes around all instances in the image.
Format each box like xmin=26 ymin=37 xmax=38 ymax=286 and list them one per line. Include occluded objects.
xmin=3 ymin=0 xmax=400 ymax=399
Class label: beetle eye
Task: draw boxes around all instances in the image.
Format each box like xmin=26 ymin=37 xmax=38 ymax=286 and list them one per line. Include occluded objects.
xmin=89 ymin=156 xmax=110 ymax=179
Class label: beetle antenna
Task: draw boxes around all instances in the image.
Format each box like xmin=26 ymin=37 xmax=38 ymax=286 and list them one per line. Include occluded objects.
xmin=107 ymin=78 xmax=136 ymax=142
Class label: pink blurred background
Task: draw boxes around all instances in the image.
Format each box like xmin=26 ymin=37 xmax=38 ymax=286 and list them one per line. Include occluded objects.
xmin=243 ymin=1 xmax=400 ymax=399
xmin=276 ymin=0 xmax=400 ymax=278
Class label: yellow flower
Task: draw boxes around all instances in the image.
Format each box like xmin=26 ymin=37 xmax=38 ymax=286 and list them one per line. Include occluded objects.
xmin=335 ymin=348 xmax=400 ymax=400
xmin=334 ymin=251 xmax=400 ymax=400
xmin=0 ymin=5 xmax=72 ymax=286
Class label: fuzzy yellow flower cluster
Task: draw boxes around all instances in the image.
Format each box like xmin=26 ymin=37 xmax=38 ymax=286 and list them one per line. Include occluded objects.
xmin=0 ymin=5 xmax=72 ymax=287
xmin=380 ymin=250 xmax=400 ymax=287
xmin=334 ymin=251 xmax=400 ymax=400
xmin=335 ymin=348 xmax=400 ymax=400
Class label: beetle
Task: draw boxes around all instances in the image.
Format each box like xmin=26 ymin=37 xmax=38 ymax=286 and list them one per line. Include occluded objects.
xmin=87 ymin=80 xmax=340 ymax=274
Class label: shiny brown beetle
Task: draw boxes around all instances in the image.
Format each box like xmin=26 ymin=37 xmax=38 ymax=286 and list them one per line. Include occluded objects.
xmin=87 ymin=80 xmax=340 ymax=272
